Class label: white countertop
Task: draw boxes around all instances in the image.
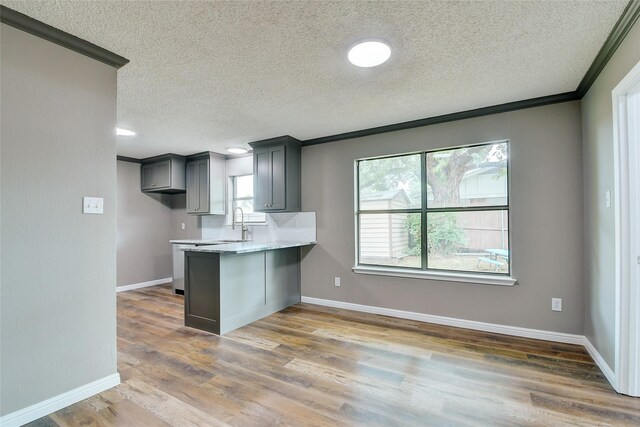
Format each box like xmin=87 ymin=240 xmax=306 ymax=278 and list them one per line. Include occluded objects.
xmin=170 ymin=240 xmax=315 ymax=254
xmin=170 ymin=239 xmax=232 ymax=245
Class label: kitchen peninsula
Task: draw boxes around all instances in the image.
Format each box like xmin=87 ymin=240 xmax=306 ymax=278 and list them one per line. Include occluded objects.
xmin=174 ymin=240 xmax=315 ymax=335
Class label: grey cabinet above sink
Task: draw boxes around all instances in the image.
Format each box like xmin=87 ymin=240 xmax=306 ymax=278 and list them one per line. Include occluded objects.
xmin=249 ymin=135 xmax=301 ymax=213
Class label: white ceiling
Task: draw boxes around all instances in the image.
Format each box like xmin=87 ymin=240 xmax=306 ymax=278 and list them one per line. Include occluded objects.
xmin=1 ymin=0 xmax=629 ymax=158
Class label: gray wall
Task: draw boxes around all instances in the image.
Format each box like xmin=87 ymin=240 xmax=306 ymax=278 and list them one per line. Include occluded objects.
xmin=116 ymin=156 xmax=254 ymax=287
xmin=117 ymin=160 xmax=174 ymax=286
xmin=301 ymin=101 xmax=584 ymax=334
xmin=170 ymin=193 xmax=202 ymax=240
xmin=582 ymin=19 xmax=640 ymax=367
xmin=1 ymin=24 xmax=118 ymax=415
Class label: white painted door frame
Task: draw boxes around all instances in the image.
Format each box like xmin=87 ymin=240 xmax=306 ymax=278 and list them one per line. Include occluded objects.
xmin=612 ymin=60 xmax=640 ymax=397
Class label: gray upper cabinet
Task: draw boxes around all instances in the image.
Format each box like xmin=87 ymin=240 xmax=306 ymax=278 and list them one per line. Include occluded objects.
xmin=186 ymin=152 xmax=226 ymax=215
xmin=249 ymin=135 xmax=301 ymax=212
xmin=140 ymin=154 xmax=186 ymax=193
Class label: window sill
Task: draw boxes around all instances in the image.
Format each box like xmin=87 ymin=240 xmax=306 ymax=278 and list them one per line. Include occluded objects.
xmin=352 ymin=265 xmax=517 ymax=286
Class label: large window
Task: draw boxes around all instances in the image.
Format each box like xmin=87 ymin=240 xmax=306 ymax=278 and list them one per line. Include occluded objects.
xmin=231 ymin=175 xmax=266 ymax=223
xmin=356 ymin=141 xmax=509 ymax=276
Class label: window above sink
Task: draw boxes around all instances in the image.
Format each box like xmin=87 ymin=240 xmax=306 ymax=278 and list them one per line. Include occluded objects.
xmin=229 ymin=174 xmax=266 ymax=225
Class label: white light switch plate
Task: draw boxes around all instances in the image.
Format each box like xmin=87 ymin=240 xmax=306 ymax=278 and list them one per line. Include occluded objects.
xmin=83 ymin=197 xmax=104 ymax=214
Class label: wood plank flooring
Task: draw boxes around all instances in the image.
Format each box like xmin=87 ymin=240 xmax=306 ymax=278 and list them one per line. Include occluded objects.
xmin=28 ymin=284 xmax=640 ymax=426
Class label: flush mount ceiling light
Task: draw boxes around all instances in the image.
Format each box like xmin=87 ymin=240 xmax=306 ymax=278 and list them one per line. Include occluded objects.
xmin=348 ymin=40 xmax=391 ymax=68
xmin=116 ymin=127 xmax=136 ymax=136
xmin=226 ymin=147 xmax=249 ymax=154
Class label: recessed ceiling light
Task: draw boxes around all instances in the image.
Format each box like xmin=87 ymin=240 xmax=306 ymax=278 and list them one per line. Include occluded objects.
xmin=348 ymin=40 xmax=391 ymax=68
xmin=226 ymin=147 xmax=249 ymax=154
xmin=116 ymin=127 xmax=136 ymax=136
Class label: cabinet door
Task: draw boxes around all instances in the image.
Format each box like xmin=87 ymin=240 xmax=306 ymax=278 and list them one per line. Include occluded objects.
xmin=184 ymin=252 xmax=220 ymax=334
xmin=208 ymin=155 xmax=226 ymax=215
xmin=197 ymin=159 xmax=210 ymax=214
xmin=154 ymin=160 xmax=171 ymax=188
xmin=141 ymin=163 xmax=156 ymax=190
xmin=186 ymin=161 xmax=200 ymax=213
xmin=254 ymin=148 xmax=272 ymax=210
xmin=270 ymin=146 xmax=286 ymax=210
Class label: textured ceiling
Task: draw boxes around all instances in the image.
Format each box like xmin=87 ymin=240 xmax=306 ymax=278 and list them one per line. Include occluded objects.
xmin=1 ymin=0 xmax=629 ymax=158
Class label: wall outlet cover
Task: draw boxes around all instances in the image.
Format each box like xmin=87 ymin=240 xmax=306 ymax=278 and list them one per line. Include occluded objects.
xmin=83 ymin=197 xmax=104 ymax=214
xmin=552 ymin=298 xmax=563 ymax=312
xmin=334 ymin=277 xmax=341 ymax=287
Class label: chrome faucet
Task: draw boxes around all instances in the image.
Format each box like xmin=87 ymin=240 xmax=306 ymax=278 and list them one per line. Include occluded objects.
xmin=232 ymin=207 xmax=249 ymax=241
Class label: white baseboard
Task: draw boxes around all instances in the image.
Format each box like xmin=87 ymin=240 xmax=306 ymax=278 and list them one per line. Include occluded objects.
xmin=583 ymin=337 xmax=617 ymax=389
xmin=0 ymin=373 xmax=120 ymax=427
xmin=116 ymin=277 xmax=172 ymax=293
xmin=301 ymin=296 xmax=585 ymax=345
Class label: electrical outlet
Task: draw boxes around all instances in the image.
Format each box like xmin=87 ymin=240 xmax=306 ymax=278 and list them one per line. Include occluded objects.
xmin=606 ymin=190 xmax=611 ymax=208
xmin=334 ymin=277 xmax=341 ymax=287
xmin=552 ymin=298 xmax=563 ymax=312
xmin=181 ymin=223 xmax=186 ymax=230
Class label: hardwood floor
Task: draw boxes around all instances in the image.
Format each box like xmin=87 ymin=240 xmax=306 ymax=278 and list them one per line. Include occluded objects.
xmin=28 ymin=284 xmax=640 ymax=426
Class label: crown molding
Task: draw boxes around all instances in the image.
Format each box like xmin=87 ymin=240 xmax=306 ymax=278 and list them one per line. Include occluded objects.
xmin=116 ymin=155 xmax=142 ymax=164
xmin=0 ymin=5 xmax=129 ymax=69
xmin=302 ymin=92 xmax=578 ymax=146
xmin=576 ymin=0 xmax=640 ymax=98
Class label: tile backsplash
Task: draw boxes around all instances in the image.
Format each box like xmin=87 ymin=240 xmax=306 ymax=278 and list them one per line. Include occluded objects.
xmin=201 ymin=212 xmax=316 ymax=242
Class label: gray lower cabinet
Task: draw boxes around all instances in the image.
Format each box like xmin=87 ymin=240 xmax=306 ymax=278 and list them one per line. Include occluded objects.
xmin=140 ymin=154 xmax=186 ymax=193
xmin=249 ymin=136 xmax=301 ymax=212
xmin=184 ymin=248 xmax=300 ymax=335
xmin=186 ymin=152 xmax=226 ymax=215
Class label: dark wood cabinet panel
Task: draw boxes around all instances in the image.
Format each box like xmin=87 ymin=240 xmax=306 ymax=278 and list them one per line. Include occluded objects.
xmin=140 ymin=154 xmax=186 ymax=194
xmin=184 ymin=252 xmax=221 ymax=334
xmin=186 ymin=153 xmax=226 ymax=215
xmin=249 ymin=135 xmax=301 ymax=212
